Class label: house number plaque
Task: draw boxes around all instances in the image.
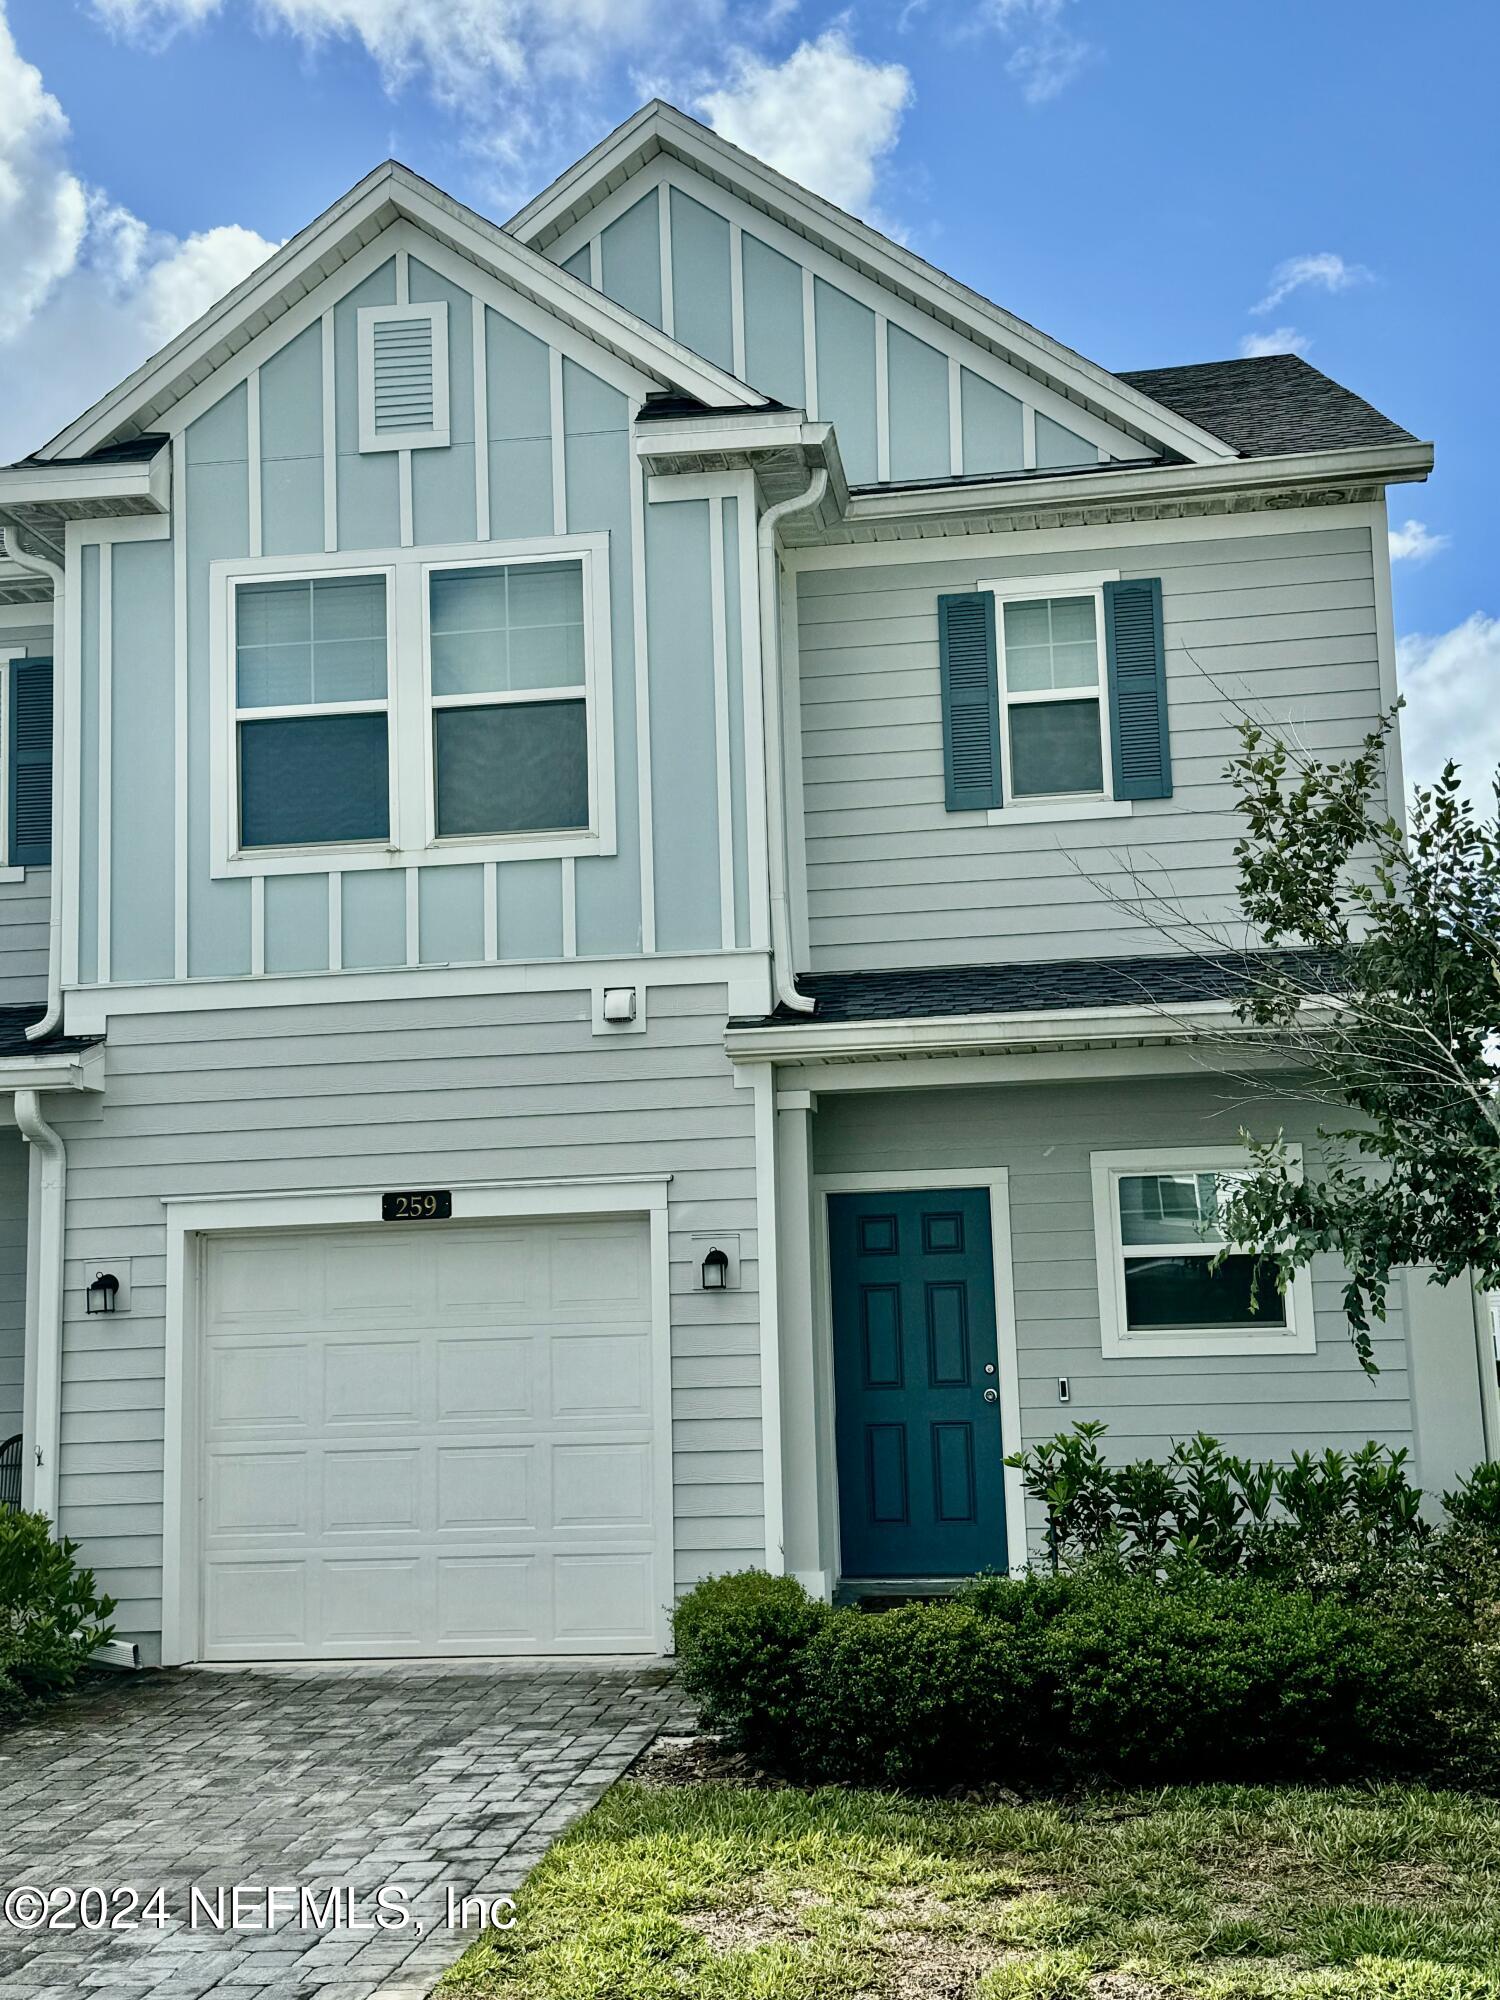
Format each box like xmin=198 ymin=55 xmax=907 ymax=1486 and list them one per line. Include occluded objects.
xmin=381 ymin=1191 xmax=453 ymax=1221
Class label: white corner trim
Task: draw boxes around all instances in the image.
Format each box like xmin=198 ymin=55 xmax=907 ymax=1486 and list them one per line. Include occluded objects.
xmin=1090 ymin=1145 xmax=1316 ymax=1359
xmin=811 ymin=1167 xmax=1028 ymax=1577
xmin=160 ymin=1173 xmax=675 ymax=1666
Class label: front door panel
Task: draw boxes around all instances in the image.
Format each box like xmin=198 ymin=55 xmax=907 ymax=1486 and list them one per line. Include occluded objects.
xmin=829 ymin=1188 xmax=1007 ymax=1578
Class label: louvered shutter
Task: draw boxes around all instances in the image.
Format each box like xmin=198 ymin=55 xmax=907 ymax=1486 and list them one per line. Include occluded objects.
xmin=9 ymin=658 xmax=52 ymax=866
xmin=937 ymin=592 xmax=1002 ymax=811
xmin=357 ymin=303 xmax=450 ymax=452
xmin=1104 ymin=577 xmax=1172 ymax=801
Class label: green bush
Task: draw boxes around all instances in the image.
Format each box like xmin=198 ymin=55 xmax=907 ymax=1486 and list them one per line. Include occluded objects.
xmin=1446 ymin=1462 xmax=1500 ymax=1532
xmin=797 ymin=1601 xmax=1045 ymax=1788
xmin=0 ymin=1511 xmax=115 ymax=1720
xmin=670 ymin=1570 xmax=829 ymax=1767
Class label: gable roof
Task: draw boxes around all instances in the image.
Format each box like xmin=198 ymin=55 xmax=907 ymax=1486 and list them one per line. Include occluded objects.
xmin=507 ymin=100 xmax=1239 ymax=469
xmin=1119 ymin=355 xmax=1417 ymax=459
xmin=35 ymin=160 xmax=768 ymax=464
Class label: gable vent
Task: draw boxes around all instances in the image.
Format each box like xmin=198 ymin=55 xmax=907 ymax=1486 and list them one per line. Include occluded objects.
xmin=357 ymin=301 xmax=450 ymax=454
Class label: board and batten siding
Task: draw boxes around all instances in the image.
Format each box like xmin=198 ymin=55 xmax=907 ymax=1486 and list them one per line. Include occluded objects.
xmin=795 ymin=521 xmax=1384 ymax=971
xmin=535 ymin=163 xmax=1144 ymax=485
xmin=68 ymin=231 xmax=756 ymax=997
xmin=812 ymin=1074 xmax=1414 ymax=1476
xmin=49 ymin=982 xmax=764 ymax=1658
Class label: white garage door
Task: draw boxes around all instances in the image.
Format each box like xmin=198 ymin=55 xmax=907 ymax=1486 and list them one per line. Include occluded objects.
xmin=198 ymin=1218 xmax=661 ymax=1660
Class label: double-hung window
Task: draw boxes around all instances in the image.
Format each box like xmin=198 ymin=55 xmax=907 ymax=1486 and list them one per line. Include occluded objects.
xmin=1092 ymin=1149 xmax=1315 ymax=1358
xmin=212 ymin=533 xmax=611 ymax=876
xmin=234 ymin=573 xmax=393 ymax=850
xmin=997 ymin=593 xmax=1106 ymax=801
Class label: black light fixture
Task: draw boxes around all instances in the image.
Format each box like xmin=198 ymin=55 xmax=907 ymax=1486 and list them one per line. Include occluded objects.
xmin=700 ymin=1246 xmax=729 ymax=1292
xmin=87 ymin=1271 xmax=120 ymax=1316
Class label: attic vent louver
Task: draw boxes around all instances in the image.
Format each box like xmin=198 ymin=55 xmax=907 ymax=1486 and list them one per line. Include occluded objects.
xmin=357 ymin=301 xmax=450 ymax=454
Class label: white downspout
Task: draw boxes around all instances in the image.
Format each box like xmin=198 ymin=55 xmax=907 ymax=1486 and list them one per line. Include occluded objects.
xmin=757 ymin=470 xmax=827 ymax=1015
xmin=15 ymin=1089 xmax=65 ymax=1523
xmin=3 ymin=535 xmax=65 ymax=1042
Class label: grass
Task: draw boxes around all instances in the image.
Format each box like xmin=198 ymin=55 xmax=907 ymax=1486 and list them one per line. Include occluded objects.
xmin=440 ymin=1780 xmax=1500 ymax=1999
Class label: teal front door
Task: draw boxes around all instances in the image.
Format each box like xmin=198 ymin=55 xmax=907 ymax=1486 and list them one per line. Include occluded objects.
xmin=829 ymin=1187 xmax=1008 ymax=1579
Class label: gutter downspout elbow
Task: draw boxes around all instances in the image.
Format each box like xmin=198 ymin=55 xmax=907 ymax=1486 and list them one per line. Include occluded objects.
xmin=15 ymin=1089 xmax=66 ymax=1523
xmin=757 ymin=469 xmax=827 ymax=1016
xmin=3 ymin=537 xmax=65 ymax=1042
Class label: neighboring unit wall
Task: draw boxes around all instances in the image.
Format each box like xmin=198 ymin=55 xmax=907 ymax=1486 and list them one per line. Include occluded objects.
xmin=69 ymin=227 xmax=759 ymax=997
xmin=49 ymin=983 xmax=763 ymax=1655
xmin=812 ymin=1074 xmax=1413 ymax=1469
xmin=0 ymin=1130 xmax=27 ymax=1445
xmin=535 ymin=166 xmax=1144 ymax=484
xmin=794 ymin=515 xmax=1386 ymax=971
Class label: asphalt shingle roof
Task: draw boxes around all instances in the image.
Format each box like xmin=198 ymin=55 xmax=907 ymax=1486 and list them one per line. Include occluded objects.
xmin=0 ymin=1007 xmax=98 ymax=1058
xmin=1119 ymin=355 xmax=1416 ymax=459
xmin=733 ymin=950 xmax=1340 ymax=1028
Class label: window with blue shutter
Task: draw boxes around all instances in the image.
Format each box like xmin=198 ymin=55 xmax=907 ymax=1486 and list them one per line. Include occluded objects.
xmin=937 ymin=592 xmax=1002 ymax=811
xmin=8 ymin=657 xmax=52 ymax=866
xmin=1104 ymin=577 xmax=1172 ymax=800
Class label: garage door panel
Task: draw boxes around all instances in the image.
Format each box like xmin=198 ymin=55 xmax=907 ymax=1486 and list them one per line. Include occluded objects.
xmin=550 ymin=1331 xmax=651 ymax=1420
xmin=437 ymin=1445 xmax=536 ymax=1531
xmin=200 ymin=1219 xmax=661 ymax=1659
xmin=206 ymin=1341 xmax=309 ymax=1430
xmin=323 ymin=1340 xmax=422 ymax=1425
xmin=437 ymin=1335 xmax=535 ymax=1421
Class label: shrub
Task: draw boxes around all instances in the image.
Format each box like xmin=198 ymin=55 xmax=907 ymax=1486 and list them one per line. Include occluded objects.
xmin=1446 ymin=1462 xmax=1500 ymax=1532
xmin=670 ymin=1570 xmax=829 ymax=1767
xmin=0 ymin=1511 xmax=115 ymax=1720
xmin=797 ymin=1601 xmax=1045 ymax=1788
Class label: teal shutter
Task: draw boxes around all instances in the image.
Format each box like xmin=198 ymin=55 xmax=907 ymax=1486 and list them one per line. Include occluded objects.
xmin=1104 ymin=578 xmax=1172 ymax=800
xmin=937 ymin=592 xmax=1002 ymax=811
xmin=9 ymin=658 xmax=53 ymax=866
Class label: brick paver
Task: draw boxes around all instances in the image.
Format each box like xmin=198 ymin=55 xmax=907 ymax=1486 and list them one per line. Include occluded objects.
xmin=0 ymin=1660 xmax=693 ymax=1997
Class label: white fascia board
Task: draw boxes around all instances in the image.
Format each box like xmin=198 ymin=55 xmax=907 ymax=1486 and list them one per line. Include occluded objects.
xmin=0 ymin=1045 xmax=104 ymax=1093
xmin=724 ymin=999 xmax=1339 ymax=1064
xmin=507 ymin=102 xmax=1238 ymax=469
xmin=0 ymin=451 xmax=169 ymax=514
xmin=844 ymin=440 xmax=1435 ymax=526
xmin=41 ymin=162 xmax=767 ymax=463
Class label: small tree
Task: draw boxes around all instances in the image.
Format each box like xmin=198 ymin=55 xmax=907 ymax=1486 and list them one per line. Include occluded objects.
xmin=1211 ymin=711 xmax=1500 ymax=1369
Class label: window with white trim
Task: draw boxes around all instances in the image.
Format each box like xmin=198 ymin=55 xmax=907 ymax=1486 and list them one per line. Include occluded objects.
xmin=997 ymin=590 xmax=1108 ymax=802
xmin=1092 ymin=1149 xmax=1316 ymax=1359
xmin=211 ymin=533 xmax=612 ymax=877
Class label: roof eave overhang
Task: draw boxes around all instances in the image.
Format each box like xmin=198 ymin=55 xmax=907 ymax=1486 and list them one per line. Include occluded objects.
xmin=0 ymin=1046 xmax=105 ymax=1094
xmin=724 ymin=998 xmax=1340 ymax=1063
xmin=37 ymin=163 xmax=768 ymax=465
xmin=507 ymin=102 xmax=1240 ymax=470
xmin=0 ymin=449 xmax=171 ymax=565
xmin=843 ymin=440 xmax=1435 ymax=530
xmin=637 ymin=412 xmax=851 ymax=515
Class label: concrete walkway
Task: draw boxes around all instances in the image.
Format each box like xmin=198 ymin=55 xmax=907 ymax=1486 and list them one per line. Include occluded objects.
xmin=0 ymin=1660 xmax=692 ymax=1999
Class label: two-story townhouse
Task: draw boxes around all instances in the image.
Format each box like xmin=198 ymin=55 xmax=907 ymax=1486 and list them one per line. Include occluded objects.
xmin=0 ymin=101 xmax=1491 ymax=1666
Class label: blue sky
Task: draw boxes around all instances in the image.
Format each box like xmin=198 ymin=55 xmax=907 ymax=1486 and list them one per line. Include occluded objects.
xmin=3 ymin=0 xmax=1495 ymax=790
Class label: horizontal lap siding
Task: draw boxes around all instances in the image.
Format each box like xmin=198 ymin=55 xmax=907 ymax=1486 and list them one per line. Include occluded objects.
xmin=0 ymin=1134 xmax=27 ymax=1446
xmin=812 ymin=1075 xmax=1413 ymax=1490
xmin=0 ymin=871 xmax=50 ymax=1004
xmin=51 ymin=983 xmax=762 ymax=1654
xmin=797 ymin=525 xmax=1384 ymax=969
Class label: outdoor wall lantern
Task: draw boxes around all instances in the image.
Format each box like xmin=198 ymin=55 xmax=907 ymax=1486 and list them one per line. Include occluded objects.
xmin=700 ymin=1246 xmax=730 ymax=1292
xmin=87 ymin=1271 xmax=120 ymax=1315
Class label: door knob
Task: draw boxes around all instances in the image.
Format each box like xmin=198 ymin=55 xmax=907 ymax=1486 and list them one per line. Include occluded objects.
xmin=983 ymin=1387 xmax=998 ymax=1404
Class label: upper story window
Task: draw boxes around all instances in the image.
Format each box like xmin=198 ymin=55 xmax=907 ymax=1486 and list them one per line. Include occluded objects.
xmin=998 ymin=593 xmax=1106 ymax=801
xmin=1091 ymin=1148 xmax=1315 ymax=1359
xmin=210 ymin=533 xmax=614 ymax=878
xmin=0 ymin=650 xmax=52 ymax=875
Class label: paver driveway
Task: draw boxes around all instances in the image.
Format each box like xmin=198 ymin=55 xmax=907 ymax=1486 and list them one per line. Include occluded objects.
xmin=0 ymin=1660 xmax=692 ymax=1999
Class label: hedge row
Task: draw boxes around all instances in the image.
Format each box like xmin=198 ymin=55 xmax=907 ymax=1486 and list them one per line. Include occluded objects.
xmin=671 ymin=1567 xmax=1493 ymax=1789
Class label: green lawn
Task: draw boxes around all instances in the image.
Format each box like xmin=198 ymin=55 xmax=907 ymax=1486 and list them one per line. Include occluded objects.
xmin=440 ymin=1780 xmax=1500 ymax=1999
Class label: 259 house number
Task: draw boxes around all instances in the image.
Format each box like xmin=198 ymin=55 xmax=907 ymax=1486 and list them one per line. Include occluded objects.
xmin=380 ymin=1191 xmax=453 ymax=1222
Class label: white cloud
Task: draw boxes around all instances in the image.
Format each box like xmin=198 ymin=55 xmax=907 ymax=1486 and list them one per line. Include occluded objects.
xmin=0 ymin=3 xmax=276 ymax=460
xmin=1388 ymin=519 xmax=1450 ymax=565
xmin=1397 ymin=613 xmax=1500 ymax=804
xmin=698 ymin=30 xmax=912 ymax=212
xmin=963 ymin=0 xmax=1092 ymax=104
xmin=1238 ymin=326 xmax=1311 ymax=358
xmin=1252 ymin=251 xmax=1372 ymax=316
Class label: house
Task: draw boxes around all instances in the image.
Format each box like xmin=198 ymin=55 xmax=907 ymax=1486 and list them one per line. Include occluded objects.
xmin=0 ymin=102 xmax=1490 ymax=1666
